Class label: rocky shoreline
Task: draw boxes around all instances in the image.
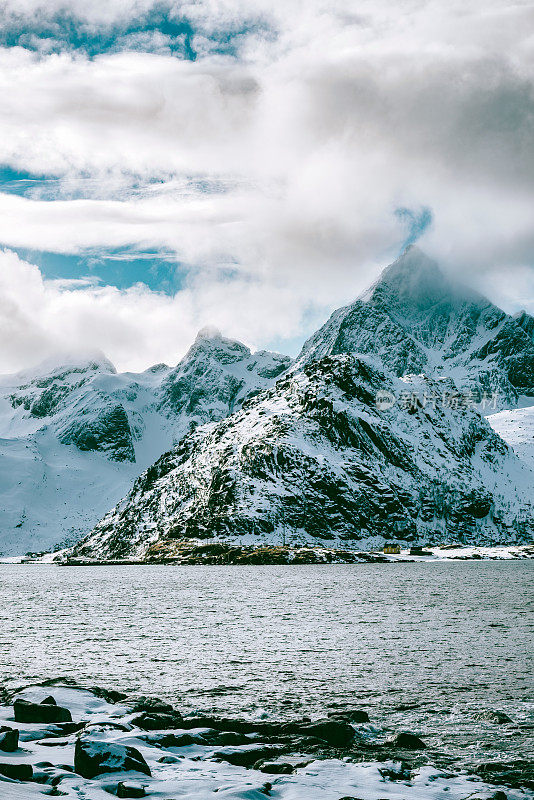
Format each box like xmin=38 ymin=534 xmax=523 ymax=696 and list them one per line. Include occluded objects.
xmin=18 ymin=542 xmax=534 ymax=566
xmin=0 ymin=679 xmax=532 ymax=799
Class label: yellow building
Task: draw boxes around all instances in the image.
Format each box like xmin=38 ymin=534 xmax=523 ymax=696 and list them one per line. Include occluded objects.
xmin=383 ymin=543 xmax=401 ymax=554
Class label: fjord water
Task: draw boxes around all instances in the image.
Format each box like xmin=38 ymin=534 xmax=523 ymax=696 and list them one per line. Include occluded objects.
xmin=1 ymin=561 xmax=532 ymax=772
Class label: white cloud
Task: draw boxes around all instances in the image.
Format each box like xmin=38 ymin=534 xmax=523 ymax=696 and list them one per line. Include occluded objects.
xmin=0 ymin=249 xmax=311 ymax=373
xmin=0 ymin=0 xmax=532 ymax=370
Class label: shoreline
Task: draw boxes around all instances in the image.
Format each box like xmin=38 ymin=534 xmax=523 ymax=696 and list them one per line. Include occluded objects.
xmin=0 ymin=679 xmax=532 ymax=799
xmin=1 ymin=543 xmax=532 ymax=566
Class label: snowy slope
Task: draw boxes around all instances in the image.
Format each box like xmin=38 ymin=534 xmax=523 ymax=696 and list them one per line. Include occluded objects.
xmin=298 ymin=246 xmax=534 ymax=410
xmin=0 ymin=336 xmax=291 ymax=556
xmin=488 ymin=405 xmax=534 ymax=471
xmin=69 ymin=354 xmax=533 ymax=561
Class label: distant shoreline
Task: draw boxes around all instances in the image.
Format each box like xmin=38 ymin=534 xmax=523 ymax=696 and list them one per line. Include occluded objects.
xmin=2 ymin=543 xmax=532 ymax=566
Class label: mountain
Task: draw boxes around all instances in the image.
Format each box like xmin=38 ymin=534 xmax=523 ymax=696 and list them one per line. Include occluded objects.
xmin=68 ymin=352 xmax=533 ymax=562
xmin=0 ymin=335 xmax=291 ymax=556
xmin=298 ymin=246 xmax=534 ymax=409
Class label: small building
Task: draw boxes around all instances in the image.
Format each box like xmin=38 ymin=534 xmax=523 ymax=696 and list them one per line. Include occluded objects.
xmin=383 ymin=543 xmax=401 ymax=554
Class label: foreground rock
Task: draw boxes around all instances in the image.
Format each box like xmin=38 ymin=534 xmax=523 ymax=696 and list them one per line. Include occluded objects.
xmin=388 ymin=732 xmax=426 ymax=750
xmin=14 ymin=697 xmax=72 ymax=723
xmin=74 ymin=738 xmax=151 ymax=779
xmin=0 ymin=727 xmax=18 ymax=751
xmin=0 ymin=761 xmax=33 ymax=780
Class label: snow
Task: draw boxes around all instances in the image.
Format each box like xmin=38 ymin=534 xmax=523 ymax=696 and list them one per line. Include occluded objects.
xmin=383 ymin=545 xmax=534 ymax=561
xmin=488 ymin=405 xmax=534 ymax=471
xmin=0 ymin=338 xmax=291 ymax=556
xmin=0 ymin=684 xmax=531 ymax=800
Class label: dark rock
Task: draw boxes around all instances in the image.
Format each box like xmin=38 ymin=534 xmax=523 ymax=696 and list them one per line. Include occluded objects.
xmin=14 ymin=699 xmax=72 ymax=724
xmin=0 ymin=761 xmax=33 ymax=780
xmin=491 ymin=793 xmax=508 ymax=800
xmin=201 ymin=730 xmax=249 ymax=746
xmin=388 ymin=732 xmax=426 ymax=750
xmin=74 ymin=739 xmax=151 ymax=779
xmin=141 ymin=732 xmax=199 ymax=748
xmin=259 ymin=762 xmax=295 ymax=774
xmin=117 ymin=782 xmax=147 ymax=798
xmin=43 ymin=722 xmax=86 ymax=738
xmin=128 ymin=696 xmax=174 ymax=715
xmin=214 ymin=746 xmax=284 ymax=768
xmin=284 ymin=718 xmax=355 ymax=747
xmin=179 ymin=715 xmax=279 ymax=737
xmin=475 ymin=710 xmax=514 ymax=725
xmin=131 ymin=711 xmax=183 ymax=730
xmin=328 ymin=710 xmax=369 ymax=723
xmin=0 ymin=727 xmax=19 ymax=752
xmin=472 ymin=760 xmax=533 ymax=789
xmin=41 ymin=696 xmax=58 ymax=705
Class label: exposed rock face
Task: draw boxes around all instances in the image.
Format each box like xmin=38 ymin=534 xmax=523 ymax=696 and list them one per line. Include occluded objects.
xmin=69 ymin=353 xmax=533 ymax=561
xmin=298 ymin=247 xmax=534 ymax=408
xmin=159 ymin=327 xmax=290 ymax=421
xmin=0 ymin=337 xmax=290 ymax=555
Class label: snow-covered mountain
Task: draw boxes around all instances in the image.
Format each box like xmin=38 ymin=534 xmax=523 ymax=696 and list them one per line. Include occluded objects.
xmin=69 ymin=352 xmax=533 ymax=561
xmin=0 ymin=334 xmax=290 ymax=555
xmin=68 ymin=250 xmax=534 ymax=561
xmin=4 ymin=247 xmax=534 ymax=558
xmin=298 ymin=246 xmax=534 ymax=410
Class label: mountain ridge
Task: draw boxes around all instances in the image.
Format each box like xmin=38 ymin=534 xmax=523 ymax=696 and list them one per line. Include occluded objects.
xmin=66 ymin=249 xmax=534 ymax=561
xmin=297 ymin=246 xmax=534 ymax=409
xmin=0 ymin=336 xmax=291 ymax=555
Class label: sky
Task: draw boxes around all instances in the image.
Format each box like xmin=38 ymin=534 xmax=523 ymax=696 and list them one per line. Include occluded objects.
xmin=0 ymin=0 xmax=533 ymax=373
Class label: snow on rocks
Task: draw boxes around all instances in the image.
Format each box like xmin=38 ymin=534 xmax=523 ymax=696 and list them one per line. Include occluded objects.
xmin=69 ymin=352 xmax=533 ymax=562
xmin=0 ymin=682 xmax=531 ymax=799
xmin=74 ymin=738 xmax=151 ymax=779
xmin=0 ymin=337 xmax=291 ymax=556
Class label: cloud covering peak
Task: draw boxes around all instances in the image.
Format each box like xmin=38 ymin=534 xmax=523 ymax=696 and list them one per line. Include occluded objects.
xmin=0 ymin=0 xmax=533 ymax=371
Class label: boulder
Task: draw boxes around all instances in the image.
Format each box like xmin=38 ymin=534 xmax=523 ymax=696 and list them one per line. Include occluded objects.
xmin=328 ymin=710 xmax=370 ymax=724
xmin=202 ymin=730 xmax=249 ymax=746
xmin=285 ymin=718 xmax=355 ymax=747
xmin=0 ymin=727 xmax=19 ymax=752
xmin=389 ymin=732 xmax=426 ymax=750
xmin=74 ymin=739 xmax=151 ymax=779
xmin=14 ymin=699 xmax=72 ymax=724
xmin=475 ymin=710 xmax=514 ymax=725
xmin=131 ymin=712 xmax=183 ymax=730
xmin=117 ymin=782 xmax=147 ymax=798
xmin=0 ymin=761 xmax=33 ymax=780
xmin=128 ymin=696 xmax=174 ymax=715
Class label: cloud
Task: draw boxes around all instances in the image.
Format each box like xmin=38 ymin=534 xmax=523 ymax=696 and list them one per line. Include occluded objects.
xmin=0 ymin=0 xmax=532 ymax=370
xmin=0 ymin=249 xmax=309 ymax=373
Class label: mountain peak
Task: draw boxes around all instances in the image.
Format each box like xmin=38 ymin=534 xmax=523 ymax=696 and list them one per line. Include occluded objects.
xmin=373 ymin=246 xmax=447 ymax=307
xmin=195 ymin=325 xmax=223 ymax=342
